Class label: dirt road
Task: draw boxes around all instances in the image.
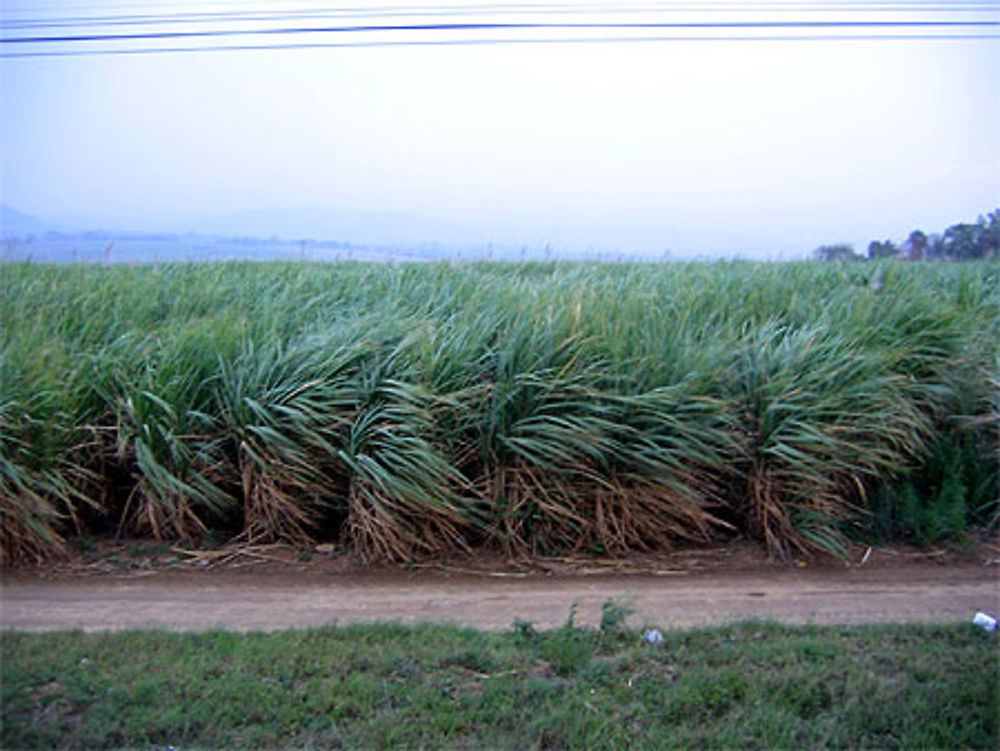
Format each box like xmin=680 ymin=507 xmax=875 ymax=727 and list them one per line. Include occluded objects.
xmin=2 ymin=562 xmax=996 ymax=632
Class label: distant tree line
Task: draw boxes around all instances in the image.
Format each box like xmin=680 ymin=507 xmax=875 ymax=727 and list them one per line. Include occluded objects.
xmin=814 ymin=209 xmax=1000 ymax=262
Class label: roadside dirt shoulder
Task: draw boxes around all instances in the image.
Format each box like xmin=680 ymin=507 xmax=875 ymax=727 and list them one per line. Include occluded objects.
xmin=3 ymin=550 xmax=996 ymax=632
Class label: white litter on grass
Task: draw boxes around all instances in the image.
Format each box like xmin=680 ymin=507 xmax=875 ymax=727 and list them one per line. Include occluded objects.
xmin=972 ymin=612 xmax=997 ymax=632
xmin=643 ymin=628 xmax=663 ymax=645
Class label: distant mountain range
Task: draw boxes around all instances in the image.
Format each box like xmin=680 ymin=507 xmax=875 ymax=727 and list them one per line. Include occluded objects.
xmin=0 ymin=205 xmax=74 ymax=237
xmin=3 ymin=204 xmax=646 ymax=264
xmin=0 ymin=204 xmax=697 ymax=262
xmin=0 ymin=204 xmax=495 ymax=248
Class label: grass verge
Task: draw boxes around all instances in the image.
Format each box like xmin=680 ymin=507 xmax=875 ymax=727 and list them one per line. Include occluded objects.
xmin=2 ymin=618 xmax=996 ymax=749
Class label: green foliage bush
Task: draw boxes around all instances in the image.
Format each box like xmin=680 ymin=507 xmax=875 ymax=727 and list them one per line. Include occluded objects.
xmin=872 ymin=431 xmax=998 ymax=545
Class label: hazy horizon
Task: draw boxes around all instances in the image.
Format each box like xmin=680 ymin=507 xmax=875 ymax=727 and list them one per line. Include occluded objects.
xmin=3 ymin=1 xmax=998 ymax=260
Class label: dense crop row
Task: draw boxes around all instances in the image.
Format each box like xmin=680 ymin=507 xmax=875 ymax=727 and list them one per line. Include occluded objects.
xmin=2 ymin=261 xmax=997 ymax=565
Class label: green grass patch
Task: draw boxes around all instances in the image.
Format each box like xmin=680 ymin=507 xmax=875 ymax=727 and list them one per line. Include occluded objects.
xmin=3 ymin=618 xmax=996 ymax=749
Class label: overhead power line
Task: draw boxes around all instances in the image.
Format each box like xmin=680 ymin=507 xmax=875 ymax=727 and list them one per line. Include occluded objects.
xmin=4 ymin=2 xmax=997 ymax=30
xmin=4 ymin=31 xmax=997 ymax=59
xmin=4 ymin=19 xmax=998 ymax=45
xmin=2 ymin=3 xmax=996 ymax=58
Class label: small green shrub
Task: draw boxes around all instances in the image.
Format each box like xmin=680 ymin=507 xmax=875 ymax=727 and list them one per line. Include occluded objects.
xmin=540 ymin=604 xmax=595 ymax=677
xmin=598 ymin=598 xmax=634 ymax=646
xmin=512 ymin=619 xmax=538 ymax=645
xmin=870 ymin=431 xmax=996 ymax=545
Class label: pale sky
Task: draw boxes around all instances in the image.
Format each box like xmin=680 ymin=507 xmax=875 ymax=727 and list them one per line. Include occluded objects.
xmin=2 ymin=1 xmax=998 ymax=258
